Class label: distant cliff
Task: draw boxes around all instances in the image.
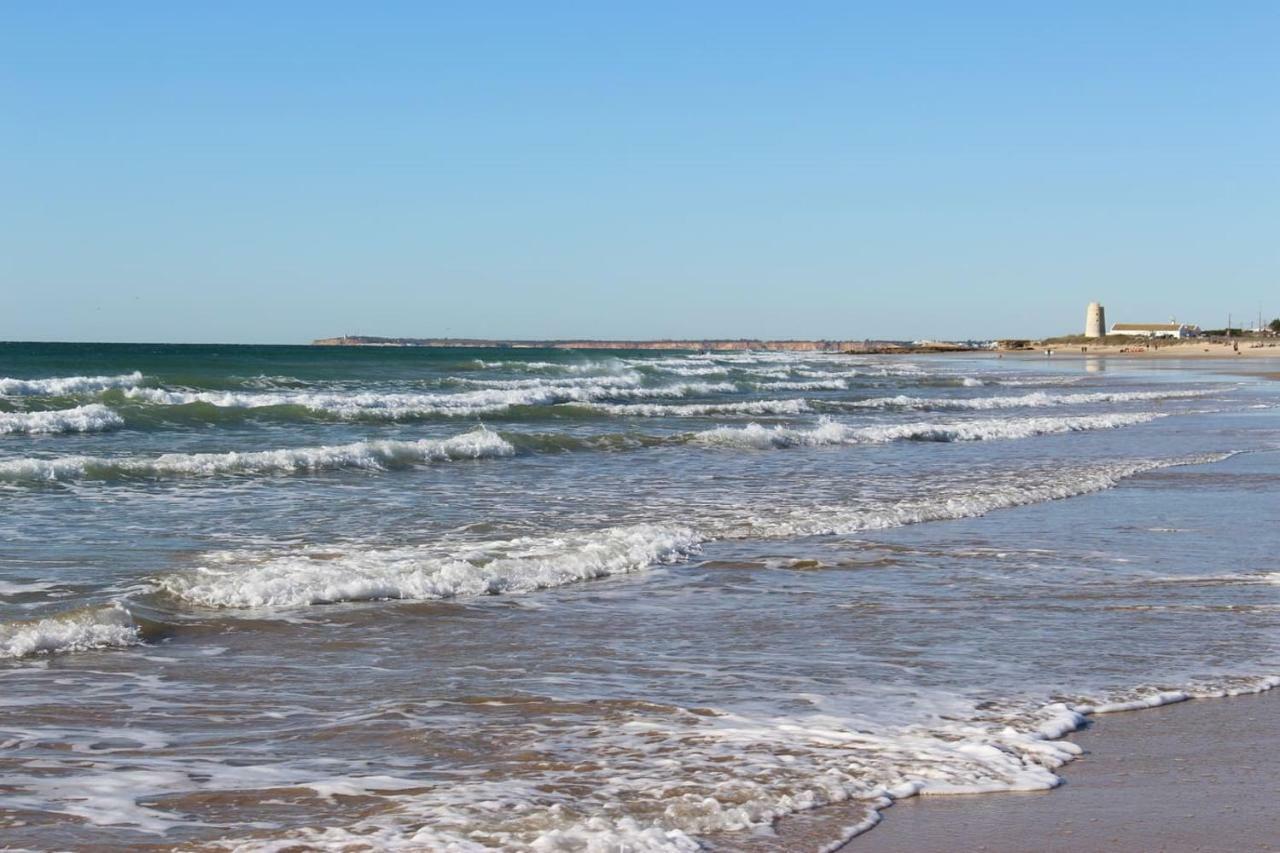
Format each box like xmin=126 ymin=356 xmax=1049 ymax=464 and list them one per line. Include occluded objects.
xmin=309 ymin=336 xmax=962 ymax=353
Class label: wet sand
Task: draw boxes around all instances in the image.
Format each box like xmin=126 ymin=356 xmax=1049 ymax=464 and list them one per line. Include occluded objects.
xmin=844 ymin=690 xmax=1280 ymax=852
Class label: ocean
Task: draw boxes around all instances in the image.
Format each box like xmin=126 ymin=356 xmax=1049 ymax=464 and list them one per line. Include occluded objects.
xmin=1 ymin=342 xmax=1277 ymax=851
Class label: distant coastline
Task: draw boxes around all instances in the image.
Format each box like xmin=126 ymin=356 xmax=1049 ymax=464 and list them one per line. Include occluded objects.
xmin=310 ymin=335 xmax=980 ymax=354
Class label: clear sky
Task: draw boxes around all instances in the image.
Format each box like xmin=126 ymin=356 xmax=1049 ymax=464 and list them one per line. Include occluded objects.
xmin=2 ymin=2 xmax=1277 ymax=343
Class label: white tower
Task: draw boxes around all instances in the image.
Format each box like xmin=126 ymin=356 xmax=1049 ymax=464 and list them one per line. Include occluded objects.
xmin=1085 ymin=302 xmax=1106 ymax=338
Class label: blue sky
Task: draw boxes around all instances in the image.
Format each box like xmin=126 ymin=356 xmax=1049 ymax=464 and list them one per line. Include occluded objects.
xmin=2 ymin=2 xmax=1277 ymax=343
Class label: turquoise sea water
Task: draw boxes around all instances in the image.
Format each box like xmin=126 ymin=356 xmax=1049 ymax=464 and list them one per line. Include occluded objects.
xmin=1 ymin=342 xmax=1277 ymax=850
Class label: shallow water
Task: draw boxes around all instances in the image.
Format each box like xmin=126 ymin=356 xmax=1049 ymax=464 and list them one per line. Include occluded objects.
xmin=1 ymin=343 xmax=1277 ymax=850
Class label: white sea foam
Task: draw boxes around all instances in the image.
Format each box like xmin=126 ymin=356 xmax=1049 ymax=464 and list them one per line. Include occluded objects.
xmin=36 ymin=671 xmax=1279 ymax=852
xmin=471 ymin=359 xmax=629 ymax=375
xmin=751 ymin=378 xmax=849 ymax=391
xmin=162 ymin=451 xmax=1222 ymax=613
xmin=616 ymin=356 xmax=737 ymax=374
xmin=745 ymin=453 xmax=1231 ymax=538
xmin=0 ymin=412 xmax=1154 ymax=483
xmin=779 ymin=366 xmax=835 ymax=376
xmin=17 ymin=443 xmax=1253 ymax=850
xmin=0 ymin=371 xmax=144 ymax=396
xmin=616 ymin=382 xmax=738 ymax=397
xmin=123 ymin=381 xmax=737 ymax=418
xmin=0 ymin=404 xmax=124 ymax=435
xmin=641 ymin=364 xmax=731 ymax=377
xmin=1146 ymin=571 xmax=1280 ymax=586
xmin=473 ymin=359 xmax=558 ymax=369
xmin=0 ymin=428 xmax=514 ymax=482
xmin=451 ymin=372 xmax=644 ymax=390
xmin=1078 ymin=676 xmax=1280 ymax=714
xmin=0 ymin=604 xmax=140 ymax=658
xmin=585 ymin=399 xmax=813 ymax=417
xmin=210 ymin=692 xmax=1086 ymax=852
xmin=238 ymin=374 xmax=313 ymax=389
xmin=160 ymin=523 xmax=702 ymax=609
xmin=0 ymin=579 xmax=59 ymax=596
xmin=694 ymin=413 xmax=1160 ymax=449
xmin=846 ymin=389 xmax=1213 ymax=410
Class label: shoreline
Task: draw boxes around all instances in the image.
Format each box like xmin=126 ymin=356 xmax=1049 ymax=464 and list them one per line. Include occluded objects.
xmin=712 ymin=683 xmax=1280 ymax=852
xmin=996 ymin=340 xmax=1280 ymax=360
xmin=840 ymin=687 xmax=1280 ymax=851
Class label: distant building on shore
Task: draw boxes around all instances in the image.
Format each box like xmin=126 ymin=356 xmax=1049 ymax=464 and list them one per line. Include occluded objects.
xmin=1109 ymin=322 xmax=1201 ymax=339
xmin=1084 ymin=302 xmax=1106 ymax=338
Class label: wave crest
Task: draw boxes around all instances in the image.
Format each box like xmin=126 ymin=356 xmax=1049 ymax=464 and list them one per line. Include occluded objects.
xmin=846 ymin=389 xmax=1213 ymax=410
xmin=584 ymin=399 xmax=812 ymax=417
xmin=0 ymin=427 xmax=514 ymax=482
xmin=749 ymin=452 xmax=1232 ymax=538
xmin=0 ymin=604 xmax=140 ymax=658
xmin=0 ymin=371 xmax=143 ymax=396
xmin=122 ymin=382 xmax=738 ymax=419
xmin=750 ymin=379 xmax=849 ymax=391
xmin=694 ymin=413 xmax=1161 ymax=449
xmin=157 ymin=452 xmax=1230 ymax=612
xmin=159 ymin=524 xmax=702 ymax=609
xmin=0 ymin=404 xmax=124 ymax=435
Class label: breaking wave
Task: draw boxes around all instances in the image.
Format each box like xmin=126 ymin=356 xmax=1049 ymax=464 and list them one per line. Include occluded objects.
xmin=746 ymin=452 xmax=1233 ymax=538
xmin=638 ymin=363 xmax=730 ymax=377
xmin=157 ymin=452 xmax=1228 ymax=612
xmin=122 ymin=382 xmax=738 ymax=419
xmin=0 ymin=412 xmax=1173 ymax=484
xmin=0 ymin=404 xmax=124 ymax=435
xmin=582 ymin=399 xmax=813 ymax=417
xmin=845 ymin=389 xmax=1214 ymax=410
xmin=0 ymin=604 xmax=141 ymax=659
xmin=470 ymin=359 xmax=630 ymax=375
xmin=449 ymin=372 xmax=644 ymax=390
xmin=0 ymin=428 xmax=514 ymax=482
xmin=750 ymin=378 xmax=849 ymax=391
xmin=0 ymin=371 xmax=143 ymax=396
xmin=159 ymin=524 xmax=702 ymax=609
xmin=694 ymin=413 xmax=1161 ymax=449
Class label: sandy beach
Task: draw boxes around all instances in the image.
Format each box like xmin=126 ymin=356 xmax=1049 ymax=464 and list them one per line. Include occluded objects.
xmin=1002 ymin=340 xmax=1280 ymax=360
xmin=845 ymin=690 xmax=1280 ymax=852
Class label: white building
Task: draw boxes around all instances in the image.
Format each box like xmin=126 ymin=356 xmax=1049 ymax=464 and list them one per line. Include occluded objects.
xmin=1109 ymin=322 xmax=1201 ymax=339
